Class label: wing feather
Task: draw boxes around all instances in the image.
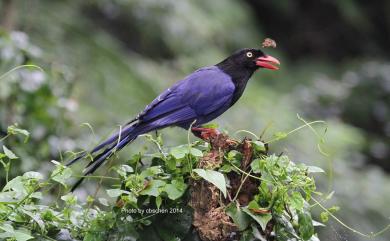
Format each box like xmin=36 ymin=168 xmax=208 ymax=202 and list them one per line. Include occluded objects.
xmin=133 ymin=66 xmax=235 ymax=128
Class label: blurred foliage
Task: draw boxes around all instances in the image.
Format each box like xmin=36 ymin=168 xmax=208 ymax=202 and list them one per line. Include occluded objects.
xmin=0 ymin=31 xmax=77 ymax=177
xmin=0 ymin=0 xmax=389 ymax=240
xmin=297 ymin=62 xmax=390 ymax=171
xmin=246 ymin=0 xmax=390 ymax=61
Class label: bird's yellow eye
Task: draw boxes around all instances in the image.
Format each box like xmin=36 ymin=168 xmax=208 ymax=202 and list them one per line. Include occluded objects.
xmin=246 ymin=52 xmax=253 ymax=58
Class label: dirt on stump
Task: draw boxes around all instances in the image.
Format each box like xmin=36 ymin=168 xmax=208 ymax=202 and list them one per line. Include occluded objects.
xmin=189 ymin=133 xmax=266 ymax=241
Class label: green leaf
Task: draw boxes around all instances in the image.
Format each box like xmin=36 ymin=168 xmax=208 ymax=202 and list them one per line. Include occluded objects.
xmin=98 ymin=198 xmax=109 ymax=206
xmin=227 ymin=150 xmax=242 ymax=162
xmin=165 ymin=157 xmax=177 ymax=170
xmin=219 ymin=164 xmax=233 ymax=173
xmin=252 ymin=141 xmax=266 ymax=152
xmin=156 ymin=196 xmax=162 ymax=209
xmin=201 ymin=123 xmax=219 ymax=129
xmin=307 ymin=166 xmax=325 ymax=173
xmin=328 ymin=206 xmax=340 ymax=213
xmin=274 ymin=132 xmax=288 ymax=140
xmin=325 ymin=191 xmax=335 ymax=200
xmin=124 ymin=192 xmax=138 ymax=204
xmin=242 ymin=207 xmax=272 ymax=231
xmin=312 ymin=220 xmax=325 ymax=227
xmin=61 ymin=193 xmax=77 ymax=205
xmin=86 ymin=195 xmax=94 ymax=204
xmin=140 ymin=180 xmax=166 ymax=197
xmin=3 ymin=145 xmax=18 ymax=159
xmin=247 ymin=200 xmax=260 ymax=210
xmin=239 ymin=230 xmax=255 ymax=241
xmin=21 ymin=210 xmax=45 ymax=231
xmin=0 ymin=223 xmax=14 ymax=233
xmin=3 ymin=176 xmax=27 ymax=195
xmin=298 ymin=211 xmax=314 ymax=240
xmin=289 ymin=191 xmax=304 ymax=211
xmin=140 ymin=166 xmax=163 ymax=179
xmin=106 ymin=189 xmax=129 ymax=198
xmin=31 ymin=192 xmax=42 ymax=199
xmin=190 ymin=148 xmax=203 ymax=157
xmin=170 ymin=145 xmax=203 ymax=159
xmin=250 ymin=159 xmax=264 ymax=174
xmin=7 ymin=124 xmax=30 ymax=142
xmin=320 ymin=211 xmax=329 ymax=223
xmin=164 ymin=184 xmax=183 ymax=200
xmin=251 ymin=224 xmax=264 ymax=240
xmin=164 ymin=180 xmax=187 ymax=200
xmin=226 ymin=203 xmax=251 ymax=231
xmin=170 ymin=146 xmax=188 ymax=159
xmin=23 ymin=171 xmax=44 ymax=180
xmin=14 ymin=230 xmax=34 ymax=241
xmin=0 ymin=191 xmax=20 ymax=203
xmin=193 ymin=169 xmax=227 ymax=198
xmin=41 ymin=210 xmax=55 ymax=221
xmin=308 ymin=235 xmax=320 ymax=241
xmin=274 ymin=215 xmax=298 ymax=241
xmin=51 ymin=165 xmax=72 ymax=187
xmin=117 ymin=164 xmax=134 ymax=177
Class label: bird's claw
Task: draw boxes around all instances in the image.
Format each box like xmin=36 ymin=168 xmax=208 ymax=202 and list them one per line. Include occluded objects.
xmin=191 ymin=127 xmax=220 ymax=140
xmin=225 ymin=139 xmax=239 ymax=146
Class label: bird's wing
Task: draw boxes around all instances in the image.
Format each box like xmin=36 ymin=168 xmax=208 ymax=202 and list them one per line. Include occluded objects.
xmin=125 ymin=85 xmax=177 ymax=125
xmin=135 ymin=66 xmax=235 ymax=126
xmin=133 ymin=86 xmax=186 ymax=124
xmin=181 ymin=66 xmax=235 ymax=116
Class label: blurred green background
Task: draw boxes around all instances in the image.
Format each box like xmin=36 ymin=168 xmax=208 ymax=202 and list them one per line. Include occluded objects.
xmin=0 ymin=0 xmax=389 ymax=240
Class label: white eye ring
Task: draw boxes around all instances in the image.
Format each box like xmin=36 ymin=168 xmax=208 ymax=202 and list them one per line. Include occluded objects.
xmin=246 ymin=52 xmax=253 ymax=58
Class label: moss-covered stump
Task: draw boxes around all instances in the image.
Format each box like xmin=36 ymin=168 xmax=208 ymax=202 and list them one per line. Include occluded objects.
xmin=189 ymin=133 xmax=267 ymax=241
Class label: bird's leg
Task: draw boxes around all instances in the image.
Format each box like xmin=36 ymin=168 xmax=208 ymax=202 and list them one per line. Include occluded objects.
xmin=191 ymin=127 xmax=220 ymax=140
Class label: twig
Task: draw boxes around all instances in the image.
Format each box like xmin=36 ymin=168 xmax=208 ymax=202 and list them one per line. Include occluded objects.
xmin=232 ymin=169 xmax=252 ymax=202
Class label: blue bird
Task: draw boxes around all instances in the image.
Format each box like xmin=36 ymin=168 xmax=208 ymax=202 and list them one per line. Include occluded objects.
xmin=68 ymin=48 xmax=280 ymax=190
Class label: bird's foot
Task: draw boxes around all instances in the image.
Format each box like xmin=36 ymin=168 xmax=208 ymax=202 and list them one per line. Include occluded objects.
xmin=191 ymin=127 xmax=220 ymax=140
xmin=225 ymin=139 xmax=239 ymax=146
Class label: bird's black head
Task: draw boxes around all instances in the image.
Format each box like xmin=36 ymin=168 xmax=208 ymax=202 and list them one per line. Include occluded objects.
xmin=217 ymin=48 xmax=280 ymax=73
xmin=216 ymin=48 xmax=280 ymax=104
xmin=216 ymin=48 xmax=280 ymax=102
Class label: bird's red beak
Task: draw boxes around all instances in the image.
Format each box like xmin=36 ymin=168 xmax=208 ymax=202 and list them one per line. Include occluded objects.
xmin=256 ymin=55 xmax=280 ymax=70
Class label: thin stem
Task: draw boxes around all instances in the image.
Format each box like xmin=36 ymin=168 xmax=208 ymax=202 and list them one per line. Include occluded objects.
xmin=232 ymin=169 xmax=252 ymax=202
xmin=0 ymin=134 xmax=10 ymax=142
xmin=296 ymin=114 xmax=329 ymax=156
xmin=264 ymin=120 xmax=326 ymax=144
xmin=73 ymin=175 xmax=120 ymax=180
xmin=0 ymin=64 xmax=44 ymax=80
xmin=234 ymin=130 xmax=259 ymax=140
xmin=259 ymin=121 xmax=274 ymax=139
xmin=311 ymin=196 xmax=390 ymax=238
xmin=229 ymin=161 xmax=269 ymax=183
xmin=140 ymin=134 xmax=167 ymax=159
xmin=0 ymin=160 xmax=9 ymax=184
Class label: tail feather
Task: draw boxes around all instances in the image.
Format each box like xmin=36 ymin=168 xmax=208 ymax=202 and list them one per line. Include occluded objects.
xmin=89 ymin=125 xmax=134 ymax=154
xmin=84 ymin=135 xmax=133 ymax=175
xmin=66 ymin=153 xmax=87 ymax=166
xmin=70 ymin=135 xmax=134 ymax=192
xmin=66 ymin=124 xmax=136 ymax=167
xmin=68 ymin=124 xmax=141 ymax=191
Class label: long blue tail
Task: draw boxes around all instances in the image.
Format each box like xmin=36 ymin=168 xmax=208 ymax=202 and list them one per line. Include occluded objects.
xmin=66 ymin=124 xmax=136 ymax=166
xmin=68 ymin=124 xmax=144 ymax=191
